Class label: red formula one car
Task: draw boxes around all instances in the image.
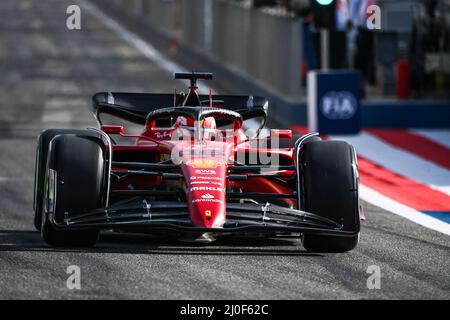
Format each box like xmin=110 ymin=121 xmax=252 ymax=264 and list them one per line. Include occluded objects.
xmin=33 ymin=73 xmax=360 ymax=252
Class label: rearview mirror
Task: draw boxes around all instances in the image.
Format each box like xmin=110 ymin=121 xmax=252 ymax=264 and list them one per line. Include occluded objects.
xmin=101 ymin=125 xmax=124 ymax=135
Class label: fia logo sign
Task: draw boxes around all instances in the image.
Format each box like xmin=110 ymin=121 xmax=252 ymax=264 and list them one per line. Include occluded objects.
xmin=320 ymin=91 xmax=357 ymax=120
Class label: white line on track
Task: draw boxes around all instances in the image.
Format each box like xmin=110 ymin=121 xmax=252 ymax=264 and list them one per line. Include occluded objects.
xmin=330 ymin=132 xmax=450 ymax=196
xmin=77 ymin=0 xmax=213 ymax=93
xmin=413 ymin=129 xmax=450 ymax=149
xmin=360 ymin=184 xmax=450 ymax=235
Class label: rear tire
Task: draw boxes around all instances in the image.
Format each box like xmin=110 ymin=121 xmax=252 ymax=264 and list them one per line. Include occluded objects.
xmin=33 ymin=129 xmax=99 ymax=230
xmin=299 ymin=141 xmax=360 ymax=253
xmin=41 ymin=133 xmax=105 ymax=247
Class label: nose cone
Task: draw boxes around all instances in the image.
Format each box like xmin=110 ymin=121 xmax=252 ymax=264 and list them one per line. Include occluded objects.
xmin=183 ymin=161 xmax=227 ymax=228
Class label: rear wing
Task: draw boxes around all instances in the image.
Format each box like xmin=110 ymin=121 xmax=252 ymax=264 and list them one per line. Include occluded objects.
xmin=92 ymin=92 xmax=269 ymax=125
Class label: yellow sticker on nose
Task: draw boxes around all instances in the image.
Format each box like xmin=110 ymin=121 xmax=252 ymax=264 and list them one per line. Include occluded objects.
xmin=190 ymin=159 xmax=218 ymax=169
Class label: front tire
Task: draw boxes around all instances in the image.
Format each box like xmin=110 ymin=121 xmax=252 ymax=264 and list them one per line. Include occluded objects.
xmin=33 ymin=129 xmax=100 ymax=230
xmin=298 ymin=141 xmax=360 ymax=253
xmin=41 ymin=133 xmax=105 ymax=247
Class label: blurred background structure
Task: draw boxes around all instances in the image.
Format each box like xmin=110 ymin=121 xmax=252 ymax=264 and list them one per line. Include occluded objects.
xmin=0 ymin=0 xmax=449 ymax=300
xmin=101 ymin=0 xmax=450 ymax=101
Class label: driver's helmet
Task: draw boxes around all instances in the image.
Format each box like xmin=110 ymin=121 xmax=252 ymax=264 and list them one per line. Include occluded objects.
xmin=175 ymin=116 xmax=216 ymax=129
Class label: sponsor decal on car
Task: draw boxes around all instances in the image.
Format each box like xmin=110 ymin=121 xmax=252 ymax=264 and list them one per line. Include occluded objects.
xmin=190 ymin=186 xmax=223 ymax=192
xmin=189 ymin=159 xmax=219 ymax=169
xmin=155 ymin=131 xmax=171 ymax=139
xmin=201 ymin=193 xmax=215 ymax=199
xmin=192 ymin=199 xmax=223 ymax=204
xmin=190 ymin=176 xmax=222 ymax=181
xmin=190 ymin=181 xmax=223 ymax=186
xmin=195 ymin=169 xmax=216 ymax=175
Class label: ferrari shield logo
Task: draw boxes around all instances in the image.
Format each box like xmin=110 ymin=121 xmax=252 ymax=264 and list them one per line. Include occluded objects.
xmin=189 ymin=160 xmax=218 ymax=169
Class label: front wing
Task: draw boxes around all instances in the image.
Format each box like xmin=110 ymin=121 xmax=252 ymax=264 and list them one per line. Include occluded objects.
xmin=47 ymin=201 xmax=358 ymax=237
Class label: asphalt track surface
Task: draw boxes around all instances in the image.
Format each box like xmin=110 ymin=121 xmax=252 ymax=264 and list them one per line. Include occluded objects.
xmin=0 ymin=0 xmax=449 ymax=300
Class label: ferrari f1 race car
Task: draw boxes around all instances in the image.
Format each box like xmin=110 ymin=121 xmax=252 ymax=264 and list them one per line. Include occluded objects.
xmin=33 ymin=72 xmax=360 ymax=252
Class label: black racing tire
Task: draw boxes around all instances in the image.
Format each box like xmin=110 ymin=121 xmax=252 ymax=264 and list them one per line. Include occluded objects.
xmin=299 ymin=140 xmax=360 ymax=253
xmin=281 ymin=134 xmax=322 ymax=149
xmin=287 ymin=134 xmax=321 ymax=190
xmin=41 ymin=133 xmax=105 ymax=247
xmin=33 ymin=129 xmax=99 ymax=230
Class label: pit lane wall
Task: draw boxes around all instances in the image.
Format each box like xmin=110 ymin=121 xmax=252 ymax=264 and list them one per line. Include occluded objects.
xmin=94 ymin=0 xmax=450 ymax=128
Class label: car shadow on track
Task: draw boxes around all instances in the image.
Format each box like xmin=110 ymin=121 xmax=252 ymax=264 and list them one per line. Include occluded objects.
xmin=0 ymin=230 xmax=322 ymax=257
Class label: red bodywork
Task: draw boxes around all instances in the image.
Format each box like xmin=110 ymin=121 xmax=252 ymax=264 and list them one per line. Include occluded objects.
xmin=107 ymin=124 xmax=295 ymax=229
xmin=38 ymin=73 xmax=359 ymax=248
